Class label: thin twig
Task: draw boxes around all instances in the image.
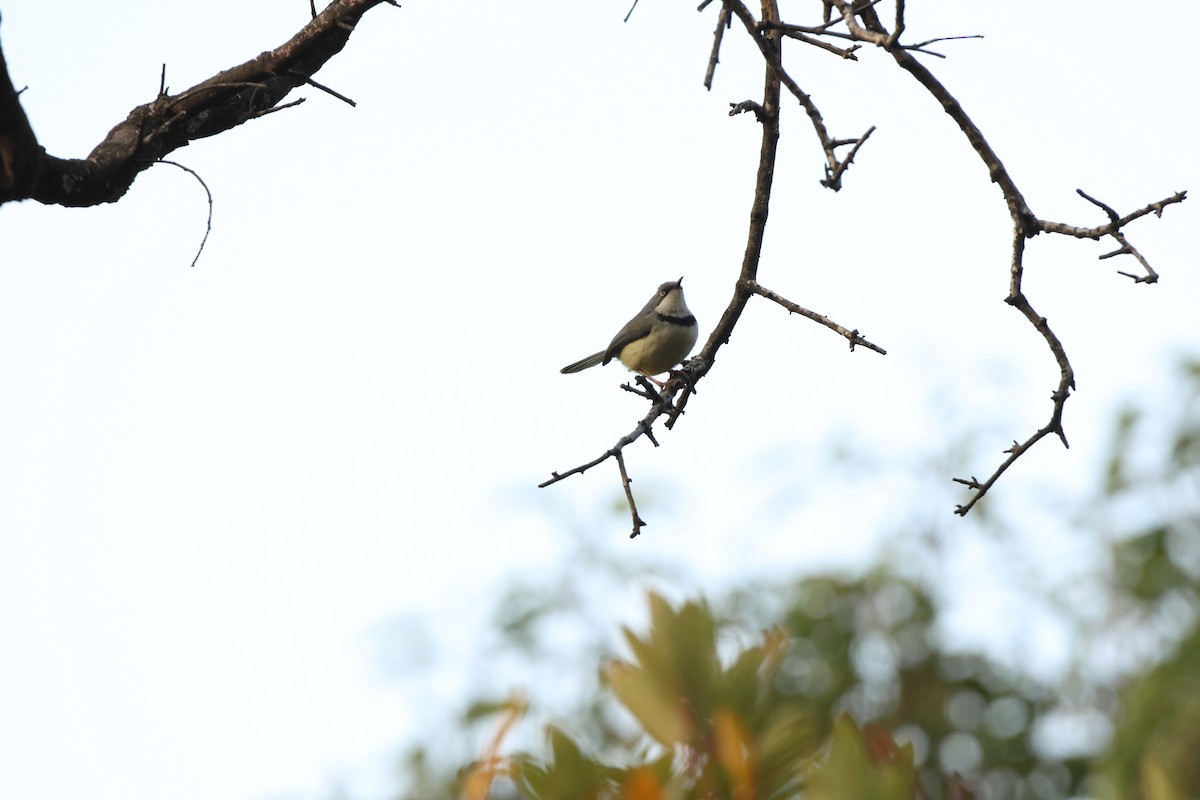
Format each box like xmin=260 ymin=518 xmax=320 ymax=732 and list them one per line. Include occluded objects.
xmin=1108 ymin=232 xmax=1159 ymax=284
xmin=615 ymin=451 xmax=647 ymax=538
xmin=907 ymin=33 xmax=983 ymax=49
xmin=777 ymin=29 xmax=860 ymax=60
xmin=885 ymin=0 xmax=905 ymax=47
xmin=725 ymin=0 xmax=873 ymax=188
xmin=539 ymin=381 xmax=685 ymax=490
xmin=744 ymin=279 xmax=887 ymax=354
xmin=287 ymin=70 xmax=357 ymax=106
xmin=952 ymin=231 xmax=1074 ymax=515
xmin=759 ymin=0 xmax=884 ymax=35
xmin=155 ymin=159 xmax=213 ymax=268
xmin=623 ymin=0 xmax=640 ymax=23
xmin=310 ymin=0 xmax=318 ymax=18
xmin=246 ymin=96 xmax=307 ymax=120
xmin=704 ymin=5 xmax=732 ymax=90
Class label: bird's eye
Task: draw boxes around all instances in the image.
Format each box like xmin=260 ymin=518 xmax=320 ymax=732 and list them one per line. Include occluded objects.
xmin=659 ymin=290 xmax=668 ymax=297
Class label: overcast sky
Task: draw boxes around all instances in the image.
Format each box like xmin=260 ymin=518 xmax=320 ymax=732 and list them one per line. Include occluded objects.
xmin=1 ymin=1 xmax=1197 ymax=799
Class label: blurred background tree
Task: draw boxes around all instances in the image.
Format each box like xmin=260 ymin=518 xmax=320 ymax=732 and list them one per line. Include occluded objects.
xmin=389 ymin=356 xmax=1200 ymax=800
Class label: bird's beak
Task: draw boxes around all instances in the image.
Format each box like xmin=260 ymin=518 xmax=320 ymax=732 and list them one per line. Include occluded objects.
xmin=677 ymin=276 xmax=684 ymax=286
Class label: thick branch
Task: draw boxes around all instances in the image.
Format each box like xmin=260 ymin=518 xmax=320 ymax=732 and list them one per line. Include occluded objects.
xmin=0 ymin=0 xmax=391 ymax=207
xmin=0 ymin=27 xmax=40 ymax=202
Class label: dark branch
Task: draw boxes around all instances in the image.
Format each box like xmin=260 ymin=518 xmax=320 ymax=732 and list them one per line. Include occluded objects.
xmin=0 ymin=0 xmax=391 ymax=208
xmin=287 ymin=69 xmax=357 ymax=106
xmin=0 ymin=26 xmax=40 ymax=203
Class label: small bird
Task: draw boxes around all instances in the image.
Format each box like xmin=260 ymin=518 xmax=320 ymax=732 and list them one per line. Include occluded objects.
xmin=560 ymin=277 xmax=698 ymax=384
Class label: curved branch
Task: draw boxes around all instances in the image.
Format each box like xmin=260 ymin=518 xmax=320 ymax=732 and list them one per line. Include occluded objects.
xmin=0 ymin=0 xmax=392 ymax=208
xmin=541 ymin=1 xmax=886 ymax=531
xmin=814 ymin=0 xmax=1185 ymax=513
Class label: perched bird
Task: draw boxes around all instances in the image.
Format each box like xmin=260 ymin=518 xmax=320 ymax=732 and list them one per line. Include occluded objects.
xmin=560 ymin=277 xmax=698 ymax=384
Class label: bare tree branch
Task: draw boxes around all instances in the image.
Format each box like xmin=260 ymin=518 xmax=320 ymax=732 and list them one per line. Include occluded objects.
xmin=802 ymin=0 xmax=1185 ymax=514
xmin=723 ymin=0 xmax=873 ymax=191
xmin=541 ymin=0 xmax=886 ymax=531
xmin=1040 ymin=189 xmax=1186 ymax=283
xmin=0 ymin=0 xmax=393 ymax=208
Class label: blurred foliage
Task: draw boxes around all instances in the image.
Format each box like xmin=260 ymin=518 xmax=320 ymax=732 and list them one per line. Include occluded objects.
xmin=1099 ymin=621 xmax=1200 ymax=800
xmin=469 ymin=594 xmax=923 ymax=800
xmin=393 ymin=360 xmax=1200 ymax=799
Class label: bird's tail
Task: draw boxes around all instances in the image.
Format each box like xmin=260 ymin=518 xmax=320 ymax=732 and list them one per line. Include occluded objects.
xmin=560 ymin=352 xmax=606 ymax=374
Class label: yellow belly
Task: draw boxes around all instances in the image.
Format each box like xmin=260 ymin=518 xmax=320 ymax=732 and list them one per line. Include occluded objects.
xmin=617 ymin=323 xmax=698 ymax=375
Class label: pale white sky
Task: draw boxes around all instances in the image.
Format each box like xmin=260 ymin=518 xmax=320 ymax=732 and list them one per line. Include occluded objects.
xmin=1 ymin=1 xmax=1197 ymax=799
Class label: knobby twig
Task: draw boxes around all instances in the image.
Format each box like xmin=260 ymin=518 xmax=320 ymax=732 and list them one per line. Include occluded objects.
xmin=745 ymin=280 xmax=886 ymax=354
xmin=1039 ymin=189 xmax=1187 ymax=284
xmin=615 ymin=451 xmax=647 ymax=538
xmin=154 ymin=160 xmax=214 ymax=268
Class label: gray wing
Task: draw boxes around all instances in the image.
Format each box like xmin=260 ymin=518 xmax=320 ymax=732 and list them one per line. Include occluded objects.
xmin=602 ymin=312 xmax=654 ymax=365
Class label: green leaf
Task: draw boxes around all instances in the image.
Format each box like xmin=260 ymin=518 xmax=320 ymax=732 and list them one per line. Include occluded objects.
xmin=605 ymin=660 xmax=690 ymax=746
xmin=806 ymin=715 xmax=917 ymax=800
